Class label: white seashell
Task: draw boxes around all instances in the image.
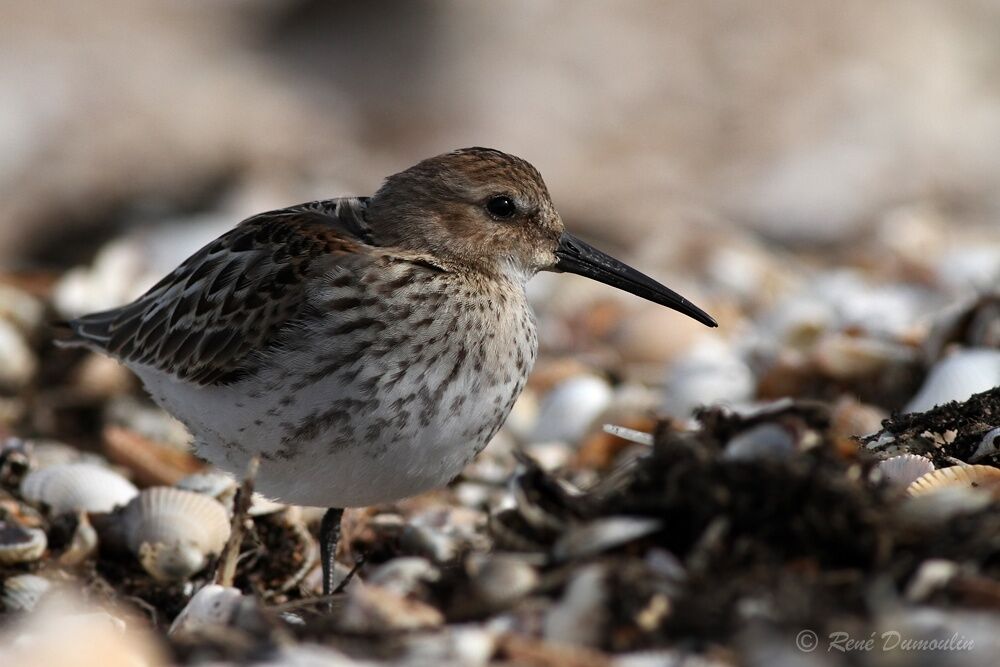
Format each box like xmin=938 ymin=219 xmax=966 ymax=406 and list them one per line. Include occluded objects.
xmin=248 ymin=494 xmax=286 ymax=517
xmin=400 ymin=507 xmax=489 ymax=564
xmin=29 ymin=441 xmax=96 ymax=468
xmin=341 ymin=583 xmax=444 ymax=632
xmin=935 ymin=245 xmax=1000 ymax=293
xmin=399 ymin=626 xmax=498 ymax=667
xmin=553 ymin=516 xmax=662 ymax=561
xmin=923 ymin=294 xmax=1000 ymax=360
xmin=602 ymin=424 xmax=654 ymax=446
xmin=970 ymin=427 xmax=1000 ymax=463
xmin=58 ymin=512 xmax=99 ymax=567
xmin=543 ymin=564 xmax=607 ymax=647
xmin=504 ymin=388 xmax=539 ymax=441
xmin=21 ymin=462 xmax=138 ymax=515
xmin=865 ymin=432 xmax=897 ymax=450
xmin=907 ymin=465 xmax=1000 ymax=497
xmin=661 ymin=338 xmax=755 ymax=419
xmin=616 ymin=304 xmax=710 ymax=365
xmin=71 ymin=354 xmax=134 ymax=399
xmin=811 ymin=270 xmax=930 ymax=338
xmin=705 ymin=242 xmax=792 ymax=308
xmin=723 ymin=423 xmax=796 ymax=461
xmin=367 ymin=557 xmax=441 ymax=597
xmin=0 ymin=284 xmax=45 ymax=334
xmin=904 ymin=348 xmax=1000 ymax=413
xmin=897 ymin=487 xmax=994 ymax=528
xmin=1 ymin=574 xmax=52 ymax=612
xmin=176 ymin=471 xmax=282 ymax=516
xmin=122 ymin=487 xmax=231 ymax=582
xmin=760 ymin=294 xmax=833 ymax=346
xmin=530 ymin=375 xmax=612 ymax=444
xmin=522 ymin=441 xmax=573 ymax=472
xmin=873 ymin=454 xmax=935 ymax=491
xmin=105 ymin=396 xmax=190 ymax=449
xmin=644 ymin=548 xmax=687 ymax=583
xmin=400 ymin=524 xmax=460 ymax=564
xmin=0 ymin=318 xmax=36 ymax=389
xmin=175 ymin=471 xmax=237 ymax=502
xmin=174 ymin=470 xmax=288 ymax=516
xmin=812 ymin=334 xmax=915 ymax=380
xmin=52 ymin=239 xmax=150 ymax=318
xmin=467 ymin=554 xmax=539 ymax=607
xmin=904 ymin=559 xmax=959 ymax=602
xmin=168 ymin=584 xmax=254 ymax=637
xmin=0 ymin=521 xmax=47 ymax=564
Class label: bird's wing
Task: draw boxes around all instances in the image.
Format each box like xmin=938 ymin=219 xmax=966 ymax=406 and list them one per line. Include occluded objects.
xmin=65 ymin=198 xmax=374 ymax=385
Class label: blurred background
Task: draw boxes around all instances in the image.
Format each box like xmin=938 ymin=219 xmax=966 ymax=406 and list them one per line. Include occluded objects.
xmin=4 ymin=0 xmax=1000 ymax=265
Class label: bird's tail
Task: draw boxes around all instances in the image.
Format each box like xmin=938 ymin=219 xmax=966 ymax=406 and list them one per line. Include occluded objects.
xmin=51 ymin=311 xmax=116 ymax=351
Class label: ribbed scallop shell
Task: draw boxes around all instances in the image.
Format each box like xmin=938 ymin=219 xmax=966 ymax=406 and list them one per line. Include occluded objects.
xmin=0 ymin=521 xmax=47 ymax=565
xmin=122 ymin=487 xmax=231 ymax=582
xmin=907 ymin=465 xmax=1000 ymax=497
xmin=1 ymin=573 xmax=52 ymax=612
xmin=21 ymin=462 xmax=138 ymax=515
xmin=875 ymin=454 xmax=935 ymax=490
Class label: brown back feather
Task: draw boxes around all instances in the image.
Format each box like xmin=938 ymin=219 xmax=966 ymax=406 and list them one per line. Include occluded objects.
xmin=67 ymin=199 xmax=371 ymax=385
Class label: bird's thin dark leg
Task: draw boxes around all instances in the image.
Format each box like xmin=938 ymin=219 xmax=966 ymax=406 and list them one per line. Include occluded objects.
xmin=319 ymin=507 xmax=344 ymax=597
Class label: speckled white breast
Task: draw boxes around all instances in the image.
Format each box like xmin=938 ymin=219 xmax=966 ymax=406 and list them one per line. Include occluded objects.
xmin=133 ymin=267 xmax=537 ymax=507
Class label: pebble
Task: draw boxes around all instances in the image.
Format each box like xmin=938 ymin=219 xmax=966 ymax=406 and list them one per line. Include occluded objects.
xmin=530 ymin=374 xmax=613 ymax=444
xmin=661 ymin=338 xmax=755 ymax=419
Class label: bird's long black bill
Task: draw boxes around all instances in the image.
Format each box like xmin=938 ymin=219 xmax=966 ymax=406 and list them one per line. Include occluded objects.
xmin=554 ymin=232 xmax=718 ymax=327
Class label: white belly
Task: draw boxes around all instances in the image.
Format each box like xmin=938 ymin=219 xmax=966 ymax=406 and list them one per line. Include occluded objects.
xmin=132 ymin=283 xmax=536 ymax=508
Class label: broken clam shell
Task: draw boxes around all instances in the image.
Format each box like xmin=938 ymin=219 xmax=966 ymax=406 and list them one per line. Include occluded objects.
xmin=0 ymin=520 xmax=47 ymax=564
xmin=122 ymin=487 xmax=231 ymax=582
xmin=21 ymin=462 xmax=138 ymax=515
xmin=907 ymin=465 xmax=1000 ymax=497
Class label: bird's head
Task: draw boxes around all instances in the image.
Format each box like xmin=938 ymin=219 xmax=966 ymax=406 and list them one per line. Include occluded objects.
xmin=367 ymin=147 xmax=717 ymax=327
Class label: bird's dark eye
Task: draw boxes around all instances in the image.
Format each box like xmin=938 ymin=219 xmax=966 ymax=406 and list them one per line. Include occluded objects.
xmin=485 ymin=195 xmax=517 ymax=219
